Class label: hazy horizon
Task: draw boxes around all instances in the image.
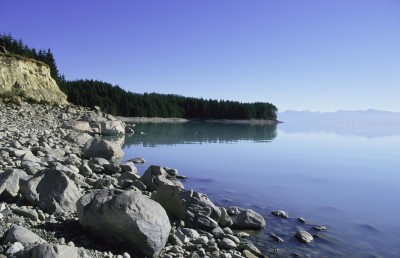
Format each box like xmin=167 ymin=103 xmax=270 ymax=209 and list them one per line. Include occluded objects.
xmin=1 ymin=0 xmax=399 ymax=112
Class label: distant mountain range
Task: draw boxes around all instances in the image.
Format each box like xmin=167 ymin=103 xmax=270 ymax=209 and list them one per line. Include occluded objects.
xmin=279 ymin=109 xmax=400 ymax=124
xmin=277 ymin=109 xmax=400 ymax=137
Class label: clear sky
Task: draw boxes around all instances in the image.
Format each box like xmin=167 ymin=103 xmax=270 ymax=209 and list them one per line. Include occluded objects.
xmin=1 ymin=0 xmax=399 ymax=112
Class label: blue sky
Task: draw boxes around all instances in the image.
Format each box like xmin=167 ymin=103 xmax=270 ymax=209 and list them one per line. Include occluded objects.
xmin=1 ymin=0 xmax=399 ymax=112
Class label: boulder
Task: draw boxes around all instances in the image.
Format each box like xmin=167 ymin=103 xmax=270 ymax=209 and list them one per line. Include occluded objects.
xmin=61 ymin=121 xmax=92 ymax=132
xmin=77 ymin=189 xmax=170 ymax=257
xmin=3 ymin=225 xmax=46 ymax=244
xmin=19 ymin=169 xmax=82 ymax=215
xmin=295 ymin=230 xmax=314 ymax=243
xmin=152 ymin=185 xmax=221 ymax=229
xmin=14 ymin=243 xmax=88 ymax=258
xmin=91 ymin=121 xmax=125 ymax=135
xmin=82 ymin=137 xmax=124 ymax=160
xmin=231 ymin=209 xmax=266 ymax=229
xmin=64 ymin=132 xmax=92 ymax=145
xmin=140 ymin=165 xmax=184 ymax=191
xmin=0 ymin=169 xmax=25 ymax=199
xmin=219 ymin=207 xmax=233 ymax=227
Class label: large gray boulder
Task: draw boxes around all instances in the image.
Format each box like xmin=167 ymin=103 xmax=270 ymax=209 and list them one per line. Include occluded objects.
xmin=82 ymin=137 xmax=124 ymax=160
xmin=19 ymin=169 xmax=82 ymax=215
xmin=14 ymin=243 xmax=88 ymax=258
xmin=91 ymin=121 xmax=125 ymax=135
xmin=140 ymin=165 xmax=184 ymax=191
xmin=0 ymin=169 xmax=26 ymax=199
xmin=152 ymin=185 xmax=221 ymax=229
xmin=231 ymin=208 xmax=266 ymax=229
xmin=3 ymin=225 xmax=46 ymax=244
xmin=77 ymin=189 xmax=170 ymax=257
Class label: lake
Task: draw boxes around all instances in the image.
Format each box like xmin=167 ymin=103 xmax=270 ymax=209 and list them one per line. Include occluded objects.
xmin=122 ymin=121 xmax=400 ymax=257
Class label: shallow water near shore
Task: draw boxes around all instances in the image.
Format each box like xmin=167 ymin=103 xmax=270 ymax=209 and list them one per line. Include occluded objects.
xmin=122 ymin=121 xmax=400 ymax=257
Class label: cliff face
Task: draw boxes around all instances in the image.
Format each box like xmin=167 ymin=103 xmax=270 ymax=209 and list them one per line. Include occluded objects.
xmin=0 ymin=53 xmax=67 ymax=104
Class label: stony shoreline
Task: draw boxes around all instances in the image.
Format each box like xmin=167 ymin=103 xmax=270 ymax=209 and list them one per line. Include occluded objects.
xmin=0 ymin=102 xmax=267 ymax=258
xmin=0 ymin=101 xmax=320 ymax=258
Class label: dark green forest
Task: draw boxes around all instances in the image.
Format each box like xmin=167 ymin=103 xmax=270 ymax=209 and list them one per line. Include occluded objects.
xmin=59 ymin=80 xmax=278 ymax=119
xmin=1 ymin=34 xmax=278 ymax=120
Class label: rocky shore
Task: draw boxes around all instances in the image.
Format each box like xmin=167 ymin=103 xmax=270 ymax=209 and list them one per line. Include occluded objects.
xmin=0 ymin=101 xmax=275 ymax=258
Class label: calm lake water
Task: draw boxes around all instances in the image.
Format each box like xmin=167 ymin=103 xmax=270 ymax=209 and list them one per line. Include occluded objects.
xmin=122 ymin=121 xmax=400 ymax=257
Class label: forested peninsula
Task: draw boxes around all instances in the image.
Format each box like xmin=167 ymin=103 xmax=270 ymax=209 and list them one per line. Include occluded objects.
xmin=1 ymin=34 xmax=278 ymax=120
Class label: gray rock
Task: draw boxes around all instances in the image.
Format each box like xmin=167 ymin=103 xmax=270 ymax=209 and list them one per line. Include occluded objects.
xmin=231 ymin=209 xmax=266 ymax=229
xmin=12 ymin=207 xmax=39 ymax=221
xmin=152 ymin=185 xmax=221 ymax=228
xmin=222 ymin=227 xmax=234 ymax=235
xmin=227 ymin=206 xmax=241 ymax=215
xmin=270 ymin=233 xmax=284 ymax=242
xmin=140 ymin=166 xmax=184 ymax=191
xmin=180 ymin=228 xmax=200 ymax=240
xmin=219 ymin=238 xmax=237 ymax=250
xmin=298 ymin=217 xmax=306 ymax=223
xmin=128 ymin=157 xmax=146 ymax=164
xmin=271 ymin=210 xmax=289 ymax=218
xmin=62 ymin=121 xmax=92 ymax=132
xmin=224 ymin=234 xmax=240 ymax=245
xmin=195 ymin=214 xmax=219 ymax=231
xmin=211 ymin=227 xmax=225 ymax=239
xmin=238 ymin=243 xmax=262 ymax=257
xmin=20 ymin=168 xmax=82 ymax=215
xmin=6 ymin=241 xmax=24 ymax=255
xmin=64 ymin=132 xmax=92 ymax=145
xmin=118 ymin=172 xmax=140 ymax=182
xmin=14 ymin=243 xmax=89 ymax=258
xmin=120 ymin=163 xmax=137 ymax=173
xmin=79 ymin=163 xmax=93 ymax=177
xmin=0 ymin=169 xmax=22 ymax=199
xmin=82 ymin=137 xmax=124 ymax=160
xmin=77 ymin=189 xmax=170 ymax=257
xmin=219 ymin=207 xmax=233 ymax=227
xmin=242 ymin=250 xmax=257 ymax=258
xmin=313 ymin=225 xmax=327 ymax=231
xmin=295 ymin=230 xmax=314 ymax=243
xmin=174 ymin=230 xmax=190 ymax=244
xmin=3 ymin=224 xmax=46 ymax=244
xmin=194 ymin=235 xmax=208 ymax=245
xmin=91 ymin=121 xmax=125 ymax=135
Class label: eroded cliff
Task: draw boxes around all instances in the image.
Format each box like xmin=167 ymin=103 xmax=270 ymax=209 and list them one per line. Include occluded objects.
xmin=0 ymin=52 xmax=67 ymax=104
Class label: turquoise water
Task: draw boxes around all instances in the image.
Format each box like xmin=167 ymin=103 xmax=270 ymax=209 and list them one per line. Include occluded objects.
xmin=122 ymin=122 xmax=400 ymax=257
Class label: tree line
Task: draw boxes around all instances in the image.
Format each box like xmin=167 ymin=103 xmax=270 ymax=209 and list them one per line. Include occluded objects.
xmin=1 ymin=33 xmax=278 ymax=120
xmin=59 ymin=80 xmax=278 ymax=120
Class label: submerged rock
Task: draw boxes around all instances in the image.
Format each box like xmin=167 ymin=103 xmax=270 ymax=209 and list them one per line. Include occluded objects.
xmin=231 ymin=209 xmax=266 ymax=229
xmin=295 ymin=230 xmax=314 ymax=243
xmin=271 ymin=210 xmax=289 ymax=218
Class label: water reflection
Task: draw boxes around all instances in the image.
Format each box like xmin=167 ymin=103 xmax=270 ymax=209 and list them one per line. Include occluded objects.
xmin=124 ymin=122 xmax=277 ymax=147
